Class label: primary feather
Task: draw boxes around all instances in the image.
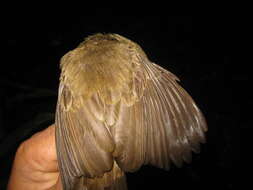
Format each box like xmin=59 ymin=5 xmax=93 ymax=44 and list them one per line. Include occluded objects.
xmin=55 ymin=33 xmax=207 ymax=190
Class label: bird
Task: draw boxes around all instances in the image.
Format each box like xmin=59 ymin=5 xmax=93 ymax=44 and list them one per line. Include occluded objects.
xmin=55 ymin=33 xmax=207 ymax=190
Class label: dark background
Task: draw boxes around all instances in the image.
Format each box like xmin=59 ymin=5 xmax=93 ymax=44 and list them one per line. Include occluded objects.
xmin=0 ymin=13 xmax=242 ymax=189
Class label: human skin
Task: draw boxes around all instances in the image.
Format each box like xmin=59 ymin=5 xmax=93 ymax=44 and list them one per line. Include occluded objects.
xmin=7 ymin=124 xmax=62 ymax=190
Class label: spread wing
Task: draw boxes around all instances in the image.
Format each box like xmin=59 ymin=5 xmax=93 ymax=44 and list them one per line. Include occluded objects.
xmin=55 ymin=59 xmax=207 ymax=189
xmin=113 ymin=62 xmax=207 ymax=171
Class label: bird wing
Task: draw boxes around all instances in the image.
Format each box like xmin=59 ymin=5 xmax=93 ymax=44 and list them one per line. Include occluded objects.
xmin=55 ymin=58 xmax=207 ymax=189
xmin=113 ymin=61 xmax=207 ymax=171
xmin=56 ymin=84 xmax=117 ymax=189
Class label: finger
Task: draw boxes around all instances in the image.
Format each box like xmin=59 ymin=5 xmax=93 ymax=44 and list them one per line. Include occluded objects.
xmin=55 ymin=176 xmax=63 ymax=190
xmin=8 ymin=124 xmax=60 ymax=190
xmin=26 ymin=124 xmax=58 ymax=172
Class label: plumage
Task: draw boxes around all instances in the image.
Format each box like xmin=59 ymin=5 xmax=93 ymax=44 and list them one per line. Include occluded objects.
xmin=55 ymin=33 xmax=207 ymax=190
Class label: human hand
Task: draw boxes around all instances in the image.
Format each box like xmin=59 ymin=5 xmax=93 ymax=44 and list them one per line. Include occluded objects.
xmin=7 ymin=124 xmax=62 ymax=190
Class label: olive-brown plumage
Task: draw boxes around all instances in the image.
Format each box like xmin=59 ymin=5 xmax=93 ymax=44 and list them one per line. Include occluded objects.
xmin=55 ymin=33 xmax=207 ymax=190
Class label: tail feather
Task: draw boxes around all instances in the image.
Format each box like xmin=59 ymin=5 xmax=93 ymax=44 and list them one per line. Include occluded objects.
xmin=73 ymin=162 xmax=127 ymax=190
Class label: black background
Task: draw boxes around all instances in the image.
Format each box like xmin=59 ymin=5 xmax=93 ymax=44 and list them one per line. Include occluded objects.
xmin=0 ymin=13 xmax=242 ymax=190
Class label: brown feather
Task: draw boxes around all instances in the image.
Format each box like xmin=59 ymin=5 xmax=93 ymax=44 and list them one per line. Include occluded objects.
xmin=55 ymin=33 xmax=207 ymax=190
